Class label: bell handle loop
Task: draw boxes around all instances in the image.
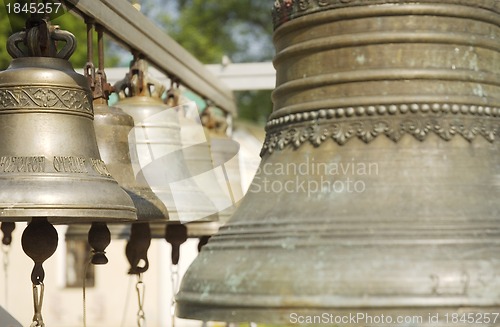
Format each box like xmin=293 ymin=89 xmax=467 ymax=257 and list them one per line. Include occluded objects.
xmin=84 ymin=62 xmax=96 ymax=88
xmin=147 ymin=78 xmax=166 ymax=99
xmin=166 ymin=80 xmax=181 ymax=108
xmin=6 ymin=31 xmax=27 ymax=58
xmin=51 ymin=29 xmax=77 ymax=60
xmin=6 ymin=28 xmax=76 ymax=60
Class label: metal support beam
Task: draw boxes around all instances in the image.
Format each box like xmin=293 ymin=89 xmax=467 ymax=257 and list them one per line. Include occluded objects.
xmin=66 ymin=0 xmax=237 ymax=115
xmin=104 ymin=62 xmax=276 ymax=91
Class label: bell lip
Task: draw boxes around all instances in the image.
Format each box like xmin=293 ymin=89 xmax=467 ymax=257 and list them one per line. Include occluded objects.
xmin=123 ymin=187 xmax=171 ymax=222
xmin=176 ymin=297 xmax=500 ymax=324
xmin=0 ymin=175 xmax=137 ymax=223
xmin=0 ymin=207 xmax=137 ymax=224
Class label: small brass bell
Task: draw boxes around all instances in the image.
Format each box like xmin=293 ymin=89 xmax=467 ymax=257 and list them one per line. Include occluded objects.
xmin=177 ymin=1 xmax=500 ymax=324
xmin=114 ymin=58 xmax=218 ymax=223
xmin=0 ymin=22 xmax=136 ymax=224
xmin=94 ymin=103 xmax=169 ymax=221
xmin=163 ymin=88 xmax=237 ymax=238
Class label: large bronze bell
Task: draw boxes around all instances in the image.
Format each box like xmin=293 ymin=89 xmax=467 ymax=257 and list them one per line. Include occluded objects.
xmin=0 ymin=22 xmax=136 ymax=223
xmin=177 ymin=1 xmax=500 ymax=324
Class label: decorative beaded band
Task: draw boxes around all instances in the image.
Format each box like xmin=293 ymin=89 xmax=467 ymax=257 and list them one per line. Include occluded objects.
xmin=272 ymin=0 xmax=500 ymax=29
xmin=266 ymin=103 xmax=500 ymax=129
xmin=261 ymin=104 xmax=500 ymax=156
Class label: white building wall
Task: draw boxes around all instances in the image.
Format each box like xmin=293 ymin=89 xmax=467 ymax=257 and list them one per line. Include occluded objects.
xmin=0 ymin=225 xmax=204 ymax=327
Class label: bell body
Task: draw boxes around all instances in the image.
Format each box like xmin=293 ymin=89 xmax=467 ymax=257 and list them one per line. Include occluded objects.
xmin=177 ymin=1 xmax=500 ymax=324
xmin=116 ymin=96 xmax=218 ymax=223
xmin=0 ymin=58 xmax=136 ymax=223
xmin=94 ymin=103 xmax=169 ymax=222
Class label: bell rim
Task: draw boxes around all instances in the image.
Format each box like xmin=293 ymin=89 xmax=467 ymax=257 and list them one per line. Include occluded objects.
xmin=0 ymin=207 xmax=136 ymax=223
xmin=176 ymin=301 xmax=500 ymax=324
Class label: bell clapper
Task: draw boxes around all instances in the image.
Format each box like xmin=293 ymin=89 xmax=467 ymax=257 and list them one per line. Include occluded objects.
xmin=124 ymin=223 xmax=152 ymax=327
xmin=21 ymin=218 xmax=58 ymax=327
xmin=164 ymin=224 xmax=188 ymax=327
xmin=126 ymin=223 xmax=152 ymax=274
xmin=165 ymin=224 xmax=188 ymax=266
xmin=1 ymin=222 xmax=15 ymax=246
xmin=88 ymin=222 xmax=111 ymax=265
xmin=197 ymin=236 xmax=210 ymax=252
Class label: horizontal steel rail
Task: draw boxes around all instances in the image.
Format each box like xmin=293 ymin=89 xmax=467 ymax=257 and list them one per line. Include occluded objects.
xmin=67 ymin=0 xmax=237 ymax=115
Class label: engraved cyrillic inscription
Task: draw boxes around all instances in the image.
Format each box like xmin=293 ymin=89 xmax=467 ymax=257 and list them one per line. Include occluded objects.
xmin=0 ymin=156 xmax=45 ymax=173
xmin=53 ymin=156 xmax=88 ymax=173
xmin=90 ymin=158 xmax=111 ymax=177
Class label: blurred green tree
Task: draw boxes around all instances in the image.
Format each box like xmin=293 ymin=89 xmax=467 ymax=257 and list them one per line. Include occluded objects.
xmin=155 ymin=0 xmax=274 ymax=63
xmin=0 ymin=2 xmax=119 ymax=70
xmin=152 ymin=0 xmax=275 ymax=124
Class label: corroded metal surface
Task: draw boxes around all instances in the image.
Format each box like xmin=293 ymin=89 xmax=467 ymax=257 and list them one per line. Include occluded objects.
xmin=177 ymin=1 xmax=500 ymax=324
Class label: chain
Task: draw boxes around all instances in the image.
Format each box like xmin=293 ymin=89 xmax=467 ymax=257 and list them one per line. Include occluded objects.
xmin=2 ymin=245 xmax=10 ymax=309
xmin=169 ymin=263 xmax=179 ymax=327
xmin=30 ymin=283 xmax=45 ymax=327
xmin=136 ymin=274 xmax=146 ymax=327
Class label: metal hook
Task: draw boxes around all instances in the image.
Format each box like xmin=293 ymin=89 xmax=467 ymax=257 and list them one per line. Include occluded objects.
xmin=135 ymin=274 xmax=146 ymax=327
